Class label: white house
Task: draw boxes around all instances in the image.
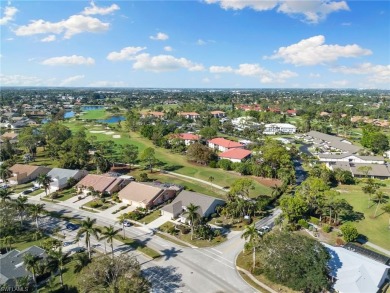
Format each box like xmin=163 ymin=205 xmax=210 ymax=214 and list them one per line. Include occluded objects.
xmin=218 ymin=148 xmax=252 ymax=163
xmin=43 ymin=168 xmax=88 ymax=192
xmin=318 ymin=154 xmax=385 ymax=164
xmin=263 ymin=123 xmax=296 ymax=135
xmin=384 ymin=150 xmax=390 ymax=158
xmin=207 ymin=138 xmax=244 ymax=152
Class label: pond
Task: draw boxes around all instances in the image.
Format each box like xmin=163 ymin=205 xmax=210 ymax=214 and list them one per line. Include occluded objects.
xmin=97 ymin=116 xmax=125 ymax=123
xmin=64 ymin=105 xmax=105 ymax=118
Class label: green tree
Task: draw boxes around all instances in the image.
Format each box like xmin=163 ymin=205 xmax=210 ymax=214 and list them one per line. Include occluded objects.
xmin=372 ymin=191 xmax=388 ymax=218
xmin=230 ymin=178 xmax=255 ymax=199
xmin=362 ymin=179 xmax=380 ymax=208
xmin=120 ymin=144 xmax=138 ymax=170
xmin=100 ymin=225 xmax=121 ymax=257
xmin=199 ymin=126 xmax=217 ymax=140
xmin=14 ymin=195 xmax=28 ymax=227
xmin=186 ymin=142 xmax=216 ymax=165
xmin=241 ymin=224 xmax=261 ymax=271
xmin=340 ymin=223 xmax=359 ymax=242
xmin=140 ymin=147 xmax=157 ymax=173
xmin=280 ymin=195 xmax=308 ymax=223
xmin=0 ymin=187 xmax=12 ymax=203
xmin=48 ymin=247 xmax=70 ymax=287
xmin=0 ymin=164 xmax=12 ymax=183
xmin=93 ymin=152 xmax=111 ymax=174
xmin=23 ymin=253 xmax=42 ymax=285
xmin=382 ymin=203 xmax=390 ymax=228
xmin=36 ymin=174 xmax=52 ymax=198
xmin=28 ymin=203 xmax=46 ymax=230
xmin=77 ymin=217 xmax=101 ymax=259
xmin=183 ymin=203 xmax=200 ymax=241
xmin=73 ymin=252 xmax=90 ymax=273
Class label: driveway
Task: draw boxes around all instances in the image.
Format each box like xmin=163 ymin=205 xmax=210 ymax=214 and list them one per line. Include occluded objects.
xmin=62 ymin=195 xmax=92 ymax=209
xmin=146 ymin=214 xmax=172 ymax=229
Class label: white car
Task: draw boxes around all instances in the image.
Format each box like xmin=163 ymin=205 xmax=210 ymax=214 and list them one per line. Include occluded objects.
xmin=123 ymin=221 xmax=131 ymax=227
xmin=257 ymin=226 xmax=270 ymax=235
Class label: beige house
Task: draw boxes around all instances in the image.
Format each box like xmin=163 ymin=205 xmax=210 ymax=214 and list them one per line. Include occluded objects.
xmin=76 ymin=174 xmax=130 ymax=195
xmin=9 ymin=164 xmax=51 ymax=185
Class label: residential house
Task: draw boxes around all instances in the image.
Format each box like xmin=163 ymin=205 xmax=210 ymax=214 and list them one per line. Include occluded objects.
xmin=0 ymin=132 xmax=19 ymax=144
xmin=161 ymin=190 xmax=225 ymax=220
xmin=236 ymin=104 xmax=262 ymax=112
xmin=178 ymin=112 xmax=201 ymax=120
xmin=285 ymin=109 xmax=297 ymax=116
xmin=384 ymin=150 xmax=390 ymax=158
xmin=208 ymin=138 xmax=244 ymax=152
xmin=9 ymin=164 xmax=51 ymax=185
xmin=218 ymin=148 xmax=252 ymax=163
xmin=318 ymin=154 xmax=385 ymax=164
xmin=324 ymin=243 xmax=389 ymax=293
xmin=231 ymin=116 xmax=261 ymax=130
xmin=141 ymin=111 xmax=165 ymax=119
xmin=263 ymin=123 xmax=297 ymax=135
xmin=327 ymin=162 xmax=390 ymax=179
xmin=0 ymin=246 xmax=46 ymax=287
xmin=118 ymin=182 xmax=178 ymax=209
xmin=42 ymin=168 xmax=88 ymax=192
xmin=300 ymin=131 xmax=361 ymax=154
xmin=210 ymin=111 xmax=226 ymax=118
xmin=76 ymin=174 xmax=130 ymax=195
xmin=171 ymin=133 xmax=200 ymax=146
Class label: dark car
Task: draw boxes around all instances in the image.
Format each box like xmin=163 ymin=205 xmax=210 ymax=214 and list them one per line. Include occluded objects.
xmin=66 ymin=223 xmax=79 ymax=231
xmin=22 ymin=189 xmax=33 ymax=195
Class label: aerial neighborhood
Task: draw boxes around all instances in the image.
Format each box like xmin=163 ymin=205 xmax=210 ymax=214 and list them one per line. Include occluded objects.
xmin=1 ymin=88 xmax=390 ymax=293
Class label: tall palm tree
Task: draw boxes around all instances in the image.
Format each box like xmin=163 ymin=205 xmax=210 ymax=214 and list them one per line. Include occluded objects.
xmin=241 ymin=224 xmax=261 ymax=271
xmin=0 ymin=187 xmax=12 ymax=203
xmin=23 ymin=253 xmax=41 ymax=285
xmin=48 ymin=247 xmax=69 ymax=287
xmin=73 ymin=252 xmax=90 ymax=273
xmin=28 ymin=203 xmax=46 ymax=230
xmin=14 ymin=196 xmax=28 ymax=227
xmin=183 ymin=203 xmax=200 ymax=241
xmin=0 ymin=164 xmax=12 ymax=183
xmin=36 ymin=174 xmax=52 ymax=198
xmin=372 ymin=191 xmax=388 ymax=218
xmin=100 ymin=225 xmax=121 ymax=257
xmin=382 ymin=203 xmax=390 ymax=228
xmin=118 ymin=213 xmax=129 ymax=239
xmin=3 ymin=235 xmax=14 ymax=252
xmin=76 ymin=217 xmax=100 ymax=259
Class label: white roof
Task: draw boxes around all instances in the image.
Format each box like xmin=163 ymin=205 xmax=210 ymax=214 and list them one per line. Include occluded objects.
xmin=265 ymin=123 xmax=296 ymax=128
xmin=323 ymin=243 xmax=389 ymax=293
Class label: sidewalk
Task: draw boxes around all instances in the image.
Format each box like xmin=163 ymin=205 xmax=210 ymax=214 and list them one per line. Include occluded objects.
xmin=166 ymin=171 xmax=227 ymax=191
xmin=236 ymin=266 xmax=277 ymax=293
xmin=365 ymin=241 xmax=390 ymax=256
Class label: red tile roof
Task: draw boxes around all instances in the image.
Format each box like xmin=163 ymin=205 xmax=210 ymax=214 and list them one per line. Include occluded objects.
xmin=178 ymin=112 xmax=200 ymax=116
xmin=179 ymin=133 xmax=200 ymax=140
xmin=210 ymin=111 xmax=225 ymax=114
xmin=219 ymin=148 xmax=252 ymax=160
xmin=208 ymin=138 xmax=243 ymax=148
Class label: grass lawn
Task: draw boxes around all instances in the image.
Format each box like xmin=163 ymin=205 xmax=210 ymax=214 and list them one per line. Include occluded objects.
xmin=80 ymin=109 xmax=108 ymax=120
xmin=113 ymin=235 xmax=161 ymax=259
xmin=236 ymin=251 xmax=299 ymax=293
xmin=63 ymin=121 xmax=271 ymax=198
xmin=11 ymin=182 xmax=33 ymax=193
xmin=12 ymin=233 xmax=50 ymax=251
xmin=39 ymin=258 xmax=79 ymax=292
xmin=56 ymin=188 xmax=78 ymax=201
xmin=336 ymin=183 xmax=390 ymax=250
xmin=29 ymin=188 xmax=45 ymax=197
xmin=140 ymin=210 xmax=161 ymax=224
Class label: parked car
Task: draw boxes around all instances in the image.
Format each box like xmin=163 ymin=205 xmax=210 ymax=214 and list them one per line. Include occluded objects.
xmin=257 ymin=226 xmax=270 ymax=235
xmin=66 ymin=223 xmax=79 ymax=231
xmin=22 ymin=189 xmax=32 ymax=195
xmin=123 ymin=221 xmax=131 ymax=227
xmin=31 ymin=186 xmax=40 ymax=191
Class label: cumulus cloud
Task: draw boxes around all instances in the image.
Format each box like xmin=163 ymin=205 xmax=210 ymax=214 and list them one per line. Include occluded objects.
xmin=0 ymin=74 xmax=45 ymax=86
xmin=205 ymin=0 xmax=349 ymax=23
xmin=309 ymin=73 xmax=321 ymax=78
xmin=0 ymin=5 xmax=18 ymax=25
xmin=60 ymin=75 xmax=85 ymax=86
xmin=132 ymin=53 xmax=204 ymax=72
xmin=88 ymin=80 xmax=128 ymax=87
xmin=82 ymin=2 xmax=120 ymax=15
xmin=106 ymin=46 xmax=146 ymax=61
xmin=267 ymin=35 xmax=371 ymax=66
xmin=41 ymin=35 xmax=56 ymax=42
xmin=235 ymin=63 xmax=298 ymax=83
xmin=164 ymin=46 xmax=173 ymax=52
xmin=14 ymin=14 xmax=109 ymax=39
xmin=209 ymin=65 xmax=234 ymax=73
xmin=42 ymin=55 xmax=95 ymax=66
xmin=331 ymin=63 xmax=390 ymax=84
xmin=150 ymin=32 xmax=169 ymax=41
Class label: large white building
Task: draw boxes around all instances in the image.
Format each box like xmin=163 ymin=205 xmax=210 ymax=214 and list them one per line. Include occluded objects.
xmin=263 ymin=123 xmax=297 ymax=135
xmin=318 ymin=154 xmax=385 ymax=164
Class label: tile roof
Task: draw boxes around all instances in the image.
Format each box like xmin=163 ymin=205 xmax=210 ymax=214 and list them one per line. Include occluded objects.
xmin=219 ymin=148 xmax=252 ymax=160
xmin=76 ymin=174 xmax=118 ymax=193
xmin=118 ymin=182 xmax=163 ymax=204
xmin=179 ymin=133 xmax=200 ymax=140
xmin=10 ymin=164 xmax=50 ymax=176
xmin=208 ymin=137 xmax=243 ymax=148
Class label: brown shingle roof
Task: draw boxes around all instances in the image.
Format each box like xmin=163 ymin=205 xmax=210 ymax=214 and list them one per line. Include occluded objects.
xmin=76 ymin=174 xmax=117 ymax=193
xmin=118 ymin=182 xmax=163 ymax=204
xmin=10 ymin=164 xmax=46 ymax=176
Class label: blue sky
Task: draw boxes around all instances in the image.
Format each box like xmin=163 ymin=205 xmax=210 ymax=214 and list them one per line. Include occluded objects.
xmin=1 ymin=0 xmax=389 ymax=88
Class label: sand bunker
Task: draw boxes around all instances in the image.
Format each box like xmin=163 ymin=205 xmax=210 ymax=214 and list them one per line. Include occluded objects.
xmin=113 ymin=135 xmax=121 ymax=138
xmin=90 ymin=130 xmax=105 ymax=133
xmin=105 ymin=131 xmax=115 ymax=135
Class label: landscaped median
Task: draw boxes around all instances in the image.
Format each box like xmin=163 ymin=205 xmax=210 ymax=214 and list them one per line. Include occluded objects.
xmin=113 ymin=235 xmax=161 ymax=259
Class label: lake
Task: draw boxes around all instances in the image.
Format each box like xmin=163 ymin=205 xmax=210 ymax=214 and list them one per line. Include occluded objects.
xmin=97 ymin=116 xmax=125 ymax=123
xmin=64 ymin=105 xmax=104 ymax=118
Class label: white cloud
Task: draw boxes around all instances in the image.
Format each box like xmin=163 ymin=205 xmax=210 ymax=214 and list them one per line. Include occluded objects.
xmin=202 ymin=77 xmax=211 ymax=83
xmin=132 ymin=53 xmax=204 ymax=72
xmin=267 ymin=35 xmax=371 ymax=66
xmin=88 ymin=80 xmax=128 ymax=87
xmin=60 ymin=75 xmax=85 ymax=86
xmin=164 ymin=46 xmax=173 ymax=52
xmin=82 ymin=2 xmax=120 ymax=15
xmin=14 ymin=14 xmax=109 ymax=39
xmin=331 ymin=80 xmax=349 ymax=87
xmin=209 ymin=65 xmax=234 ymax=73
xmin=150 ymin=32 xmax=169 ymax=41
xmin=309 ymin=73 xmax=321 ymax=78
xmin=0 ymin=6 xmax=18 ymax=25
xmin=42 ymin=55 xmax=95 ymax=66
xmin=0 ymin=74 xmax=44 ymax=86
xmin=205 ymin=0 xmax=349 ymax=23
xmin=235 ymin=63 xmax=298 ymax=83
xmin=197 ymin=39 xmax=206 ymax=46
xmin=106 ymin=46 xmax=146 ymax=61
xmin=41 ymin=35 xmax=56 ymax=42
xmin=331 ymin=63 xmax=390 ymax=84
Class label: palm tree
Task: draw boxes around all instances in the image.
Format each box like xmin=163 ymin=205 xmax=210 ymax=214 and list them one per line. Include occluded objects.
xmin=208 ymin=176 xmax=215 ymax=191
xmin=23 ymin=253 xmax=41 ymax=285
xmin=3 ymin=235 xmax=14 ymax=252
xmin=76 ymin=217 xmax=100 ymax=259
xmin=0 ymin=187 xmax=12 ymax=203
xmin=183 ymin=203 xmax=200 ymax=241
xmin=0 ymin=164 xmax=12 ymax=183
xmin=48 ymin=247 xmax=69 ymax=287
xmin=100 ymin=225 xmax=121 ymax=257
xmin=36 ymin=174 xmax=52 ymax=198
xmin=382 ymin=203 xmax=390 ymax=228
xmin=14 ymin=196 xmax=28 ymax=227
xmin=73 ymin=252 xmax=90 ymax=273
xmin=241 ymin=224 xmax=261 ymax=271
xmin=118 ymin=213 xmax=129 ymax=239
xmin=28 ymin=203 xmax=46 ymax=230
xmin=372 ymin=191 xmax=388 ymax=218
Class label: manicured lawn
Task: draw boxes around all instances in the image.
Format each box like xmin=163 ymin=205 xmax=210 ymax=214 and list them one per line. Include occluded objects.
xmin=11 ymin=182 xmax=34 ymax=193
xmin=113 ymin=235 xmax=161 ymax=259
xmin=29 ymin=188 xmax=45 ymax=197
xmin=336 ymin=183 xmax=390 ymax=250
xmin=56 ymin=188 xmax=78 ymax=201
xmin=140 ymin=210 xmax=161 ymax=224
xmin=80 ymin=109 xmax=108 ymax=120
xmin=13 ymin=233 xmax=50 ymax=251
xmin=39 ymin=258 xmax=79 ymax=292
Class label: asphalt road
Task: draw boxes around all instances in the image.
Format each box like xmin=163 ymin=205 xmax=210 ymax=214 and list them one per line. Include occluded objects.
xmin=26 ymin=197 xmax=257 ymax=293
